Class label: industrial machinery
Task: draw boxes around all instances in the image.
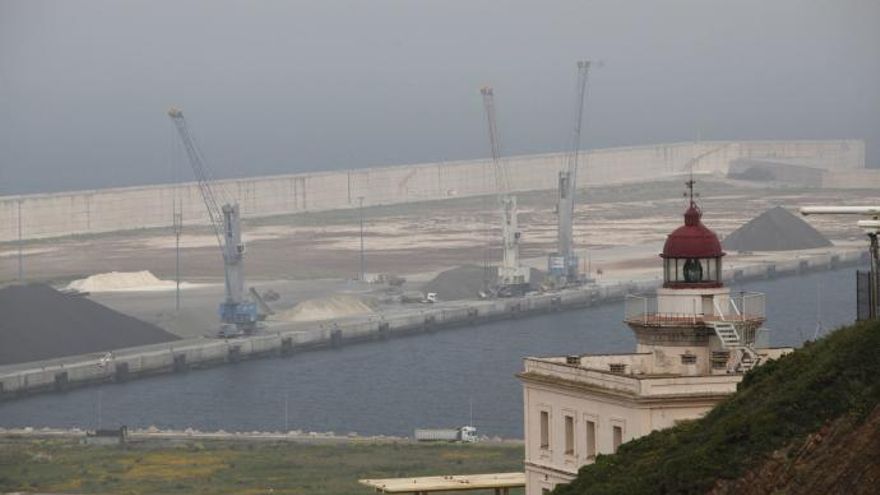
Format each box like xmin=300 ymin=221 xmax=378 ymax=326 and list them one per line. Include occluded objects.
xmin=548 ymin=61 xmax=592 ymax=287
xmin=480 ymin=86 xmax=530 ymax=297
xmin=167 ymin=107 xmax=258 ymax=337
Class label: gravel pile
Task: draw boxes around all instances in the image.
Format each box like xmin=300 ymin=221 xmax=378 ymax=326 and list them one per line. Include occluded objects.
xmin=0 ymin=284 xmax=179 ymax=366
xmin=66 ymin=270 xmax=202 ymax=293
xmin=723 ymin=206 xmax=832 ymax=252
xmin=274 ymin=295 xmax=377 ymax=322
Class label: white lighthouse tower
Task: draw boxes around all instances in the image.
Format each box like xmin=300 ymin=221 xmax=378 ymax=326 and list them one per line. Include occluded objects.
xmin=518 ymin=184 xmax=789 ymax=495
xmin=627 ymin=182 xmax=766 ymax=374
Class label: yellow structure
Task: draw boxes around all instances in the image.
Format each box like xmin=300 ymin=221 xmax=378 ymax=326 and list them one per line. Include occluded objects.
xmin=359 ymin=472 xmax=525 ymax=494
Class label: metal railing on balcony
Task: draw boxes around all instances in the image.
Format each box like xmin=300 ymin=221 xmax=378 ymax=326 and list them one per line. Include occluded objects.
xmin=624 ymin=292 xmax=765 ymax=326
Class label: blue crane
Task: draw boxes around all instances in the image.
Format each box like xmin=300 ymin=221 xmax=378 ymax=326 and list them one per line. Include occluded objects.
xmin=167 ymin=107 xmax=258 ymax=337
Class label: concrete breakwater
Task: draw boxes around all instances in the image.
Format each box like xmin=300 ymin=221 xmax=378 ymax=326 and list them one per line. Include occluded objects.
xmin=0 ymin=249 xmax=866 ymax=400
xmin=0 ymin=140 xmax=864 ymax=242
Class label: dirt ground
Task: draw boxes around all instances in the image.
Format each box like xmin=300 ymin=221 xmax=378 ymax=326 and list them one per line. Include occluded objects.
xmin=0 ymin=177 xmax=873 ymax=338
xmin=0 ymin=177 xmax=870 ymax=285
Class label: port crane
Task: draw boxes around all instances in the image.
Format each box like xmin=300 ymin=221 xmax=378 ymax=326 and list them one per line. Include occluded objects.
xmin=549 ymin=60 xmax=591 ymax=287
xmin=167 ymin=107 xmax=258 ymax=337
xmin=480 ymin=86 xmax=530 ymax=296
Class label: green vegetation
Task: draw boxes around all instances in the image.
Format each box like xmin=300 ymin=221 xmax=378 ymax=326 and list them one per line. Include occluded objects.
xmin=554 ymin=319 xmax=880 ymax=495
xmin=0 ymin=438 xmax=524 ymax=495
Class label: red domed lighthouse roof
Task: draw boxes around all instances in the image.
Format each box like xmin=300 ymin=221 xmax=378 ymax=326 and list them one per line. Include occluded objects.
xmin=661 ymin=202 xmax=725 ymax=258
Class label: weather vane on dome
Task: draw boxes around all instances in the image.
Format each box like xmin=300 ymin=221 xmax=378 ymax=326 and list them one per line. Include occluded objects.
xmin=684 ymin=169 xmax=699 ymax=205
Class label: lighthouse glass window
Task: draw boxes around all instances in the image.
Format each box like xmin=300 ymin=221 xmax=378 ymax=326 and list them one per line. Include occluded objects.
xmin=666 ymin=257 xmax=721 ymax=283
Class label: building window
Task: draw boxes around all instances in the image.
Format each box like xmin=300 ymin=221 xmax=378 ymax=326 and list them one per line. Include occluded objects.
xmin=612 ymin=425 xmax=623 ymax=453
xmin=585 ymin=420 xmax=597 ymax=459
xmin=609 ymin=363 xmax=626 ymax=374
xmin=712 ymin=351 xmax=730 ymax=369
xmin=564 ymin=415 xmax=574 ymax=455
xmin=681 ymin=353 xmax=697 ymax=365
xmin=540 ymin=411 xmax=550 ymax=450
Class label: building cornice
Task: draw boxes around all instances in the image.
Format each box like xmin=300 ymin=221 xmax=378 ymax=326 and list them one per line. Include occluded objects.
xmin=517 ymin=371 xmax=735 ymax=406
xmin=524 ymin=460 xmax=579 ymax=478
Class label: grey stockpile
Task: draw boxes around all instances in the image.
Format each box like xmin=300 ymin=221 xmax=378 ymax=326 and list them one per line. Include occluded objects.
xmin=722 ymin=206 xmax=832 ymax=252
xmin=423 ymin=265 xmax=544 ymax=301
xmin=0 ymin=284 xmax=179 ymax=366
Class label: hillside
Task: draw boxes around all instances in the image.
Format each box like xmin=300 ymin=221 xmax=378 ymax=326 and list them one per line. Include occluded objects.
xmin=553 ymin=319 xmax=880 ymax=495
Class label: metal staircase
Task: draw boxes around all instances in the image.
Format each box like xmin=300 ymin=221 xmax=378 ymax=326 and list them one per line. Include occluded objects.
xmin=711 ymin=322 xmax=741 ymax=347
xmin=709 ymin=302 xmax=761 ymax=372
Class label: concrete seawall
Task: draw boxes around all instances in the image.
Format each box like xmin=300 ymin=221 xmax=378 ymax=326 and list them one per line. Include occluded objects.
xmin=0 ymin=140 xmax=864 ymax=242
xmin=0 ymin=248 xmax=866 ymax=401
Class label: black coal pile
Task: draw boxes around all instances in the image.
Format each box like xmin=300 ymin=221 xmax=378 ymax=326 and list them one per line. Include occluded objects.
xmin=723 ymin=206 xmax=833 ymax=252
xmin=0 ymin=284 xmax=178 ymax=366
xmin=423 ymin=264 xmax=544 ymax=301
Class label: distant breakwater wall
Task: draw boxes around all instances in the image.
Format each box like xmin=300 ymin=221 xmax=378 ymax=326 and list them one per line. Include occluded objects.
xmin=0 ymin=140 xmax=864 ymax=242
xmin=0 ymin=248 xmax=866 ymax=401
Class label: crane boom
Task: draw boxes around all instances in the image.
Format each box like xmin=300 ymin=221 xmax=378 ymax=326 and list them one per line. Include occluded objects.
xmin=551 ymin=61 xmax=591 ymax=286
xmin=167 ymin=108 xmax=225 ymax=246
xmin=564 ymin=60 xmax=591 ymax=200
xmin=167 ymin=107 xmax=257 ymax=336
xmin=480 ymin=87 xmax=509 ymax=194
xmin=480 ymin=87 xmax=529 ymax=295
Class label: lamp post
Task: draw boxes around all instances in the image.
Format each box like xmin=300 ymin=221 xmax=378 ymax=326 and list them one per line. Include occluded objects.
xmin=801 ymin=207 xmax=880 ymax=319
xmin=358 ymin=196 xmax=365 ymax=282
xmin=17 ymin=199 xmax=23 ymax=281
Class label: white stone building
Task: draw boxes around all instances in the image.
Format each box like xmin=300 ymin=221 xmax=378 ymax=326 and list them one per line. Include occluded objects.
xmin=518 ymin=195 xmax=791 ymax=494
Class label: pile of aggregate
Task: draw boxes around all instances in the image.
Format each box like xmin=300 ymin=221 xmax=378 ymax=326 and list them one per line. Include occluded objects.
xmin=423 ymin=265 xmax=544 ymax=301
xmin=65 ymin=270 xmax=199 ymax=293
xmin=274 ymin=294 xmax=377 ymax=322
xmin=722 ymin=206 xmax=833 ymax=252
xmin=0 ymin=284 xmax=179 ymax=366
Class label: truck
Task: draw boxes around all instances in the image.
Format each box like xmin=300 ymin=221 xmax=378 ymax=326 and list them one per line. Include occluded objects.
xmin=414 ymin=426 xmax=477 ymax=443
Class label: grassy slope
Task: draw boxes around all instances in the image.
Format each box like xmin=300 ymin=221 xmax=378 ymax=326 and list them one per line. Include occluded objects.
xmin=554 ymin=319 xmax=880 ymax=495
xmin=0 ymin=439 xmax=524 ymax=495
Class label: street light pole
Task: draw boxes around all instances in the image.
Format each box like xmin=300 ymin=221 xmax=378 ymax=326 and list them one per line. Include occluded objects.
xmin=868 ymin=232 xmax=879 ymax=320
xmin=358 ymin=196 xmax=365 ymax=282
xmin=174 ymin=199 xmax=182 ymax=312
xmin=801 ymin=206 xmax=880 ymax=320
xmin=17 ymin=200 xmax=23 ymax=281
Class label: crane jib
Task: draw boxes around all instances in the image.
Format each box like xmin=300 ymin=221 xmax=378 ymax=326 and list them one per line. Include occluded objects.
xmin=168 ymin=107 xmax=258 ymax=336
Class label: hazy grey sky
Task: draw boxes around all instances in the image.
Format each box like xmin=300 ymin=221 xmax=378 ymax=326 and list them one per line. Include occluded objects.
xmin=1 ymin=0 xmax=878 ymax=194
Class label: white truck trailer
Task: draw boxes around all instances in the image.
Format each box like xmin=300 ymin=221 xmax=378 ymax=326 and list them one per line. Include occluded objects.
xmin=414 ymin=426 xmax=477 ymax=443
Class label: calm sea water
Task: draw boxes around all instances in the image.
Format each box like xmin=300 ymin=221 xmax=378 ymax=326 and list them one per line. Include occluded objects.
xmin=0 ymin=267 xmax=862 ymax=439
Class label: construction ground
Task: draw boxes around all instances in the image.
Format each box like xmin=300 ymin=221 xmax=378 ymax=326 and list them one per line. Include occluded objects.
xmin=0 ymin=177 xmax=874 ymax=342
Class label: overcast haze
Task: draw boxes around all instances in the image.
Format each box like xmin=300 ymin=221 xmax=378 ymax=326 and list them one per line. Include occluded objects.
xmin=0 ymin=0 xmax=878 ymax=195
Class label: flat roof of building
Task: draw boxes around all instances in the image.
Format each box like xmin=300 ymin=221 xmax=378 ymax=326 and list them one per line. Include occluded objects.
xmin=359 ymin=472 xmax=525 ymax=493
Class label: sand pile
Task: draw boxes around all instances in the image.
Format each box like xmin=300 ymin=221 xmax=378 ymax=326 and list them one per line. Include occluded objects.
xmin=723 ymin=206 xmax=833 ymax=252
xmin=275 ymin=295 xmax=376 ymax=322
xmin=423 ymin=265 xmax=544 ymax=301
xmin=66 ymin=271 xmax=197 ymax=293
xmin=0 ymin=284 xmax=178 ymax=366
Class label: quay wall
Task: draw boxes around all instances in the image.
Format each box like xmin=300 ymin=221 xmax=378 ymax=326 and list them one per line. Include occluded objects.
xmin=0 ymin=248 xmax=866 ymax=400
xmin=0 ymin=140 xmax=864 ymax=242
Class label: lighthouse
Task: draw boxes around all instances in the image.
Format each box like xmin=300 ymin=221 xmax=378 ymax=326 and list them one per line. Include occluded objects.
xmin=626 ymin=184 xmax=766 ymax=373
xmin=518 ymin=184 xmax=789 ymax=495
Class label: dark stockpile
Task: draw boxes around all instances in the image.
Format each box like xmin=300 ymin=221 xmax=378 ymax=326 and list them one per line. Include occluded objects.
xmin=722 ymin=206 xmax=832 ymax=252
xmin=423 ymin=265 xmax=544 ymax=301
xmin=0 ymin=284 xmax=178 ymax=366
